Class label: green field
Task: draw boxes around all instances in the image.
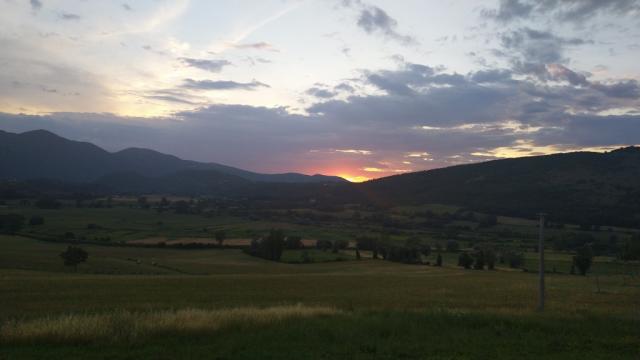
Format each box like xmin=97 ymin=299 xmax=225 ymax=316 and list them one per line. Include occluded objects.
xmin=1 ymin=205 xmax=639 ymax=359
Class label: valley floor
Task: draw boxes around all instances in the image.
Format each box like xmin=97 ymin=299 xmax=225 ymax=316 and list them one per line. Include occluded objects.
xmin=1 ymin=235 xmax=639 ymax=359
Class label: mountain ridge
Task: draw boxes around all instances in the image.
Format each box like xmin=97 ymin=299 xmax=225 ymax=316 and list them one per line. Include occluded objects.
xmin=0 ymin=129 xmax=346 ymax=184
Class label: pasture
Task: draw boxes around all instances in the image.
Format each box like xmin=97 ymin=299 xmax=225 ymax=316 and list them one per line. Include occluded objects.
xmin=1 ymin=204 xmax=639 ymax=359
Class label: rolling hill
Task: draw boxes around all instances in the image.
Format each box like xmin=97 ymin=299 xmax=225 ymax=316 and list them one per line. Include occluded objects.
xmin=360 ymin=147 xmax=640 ymax=226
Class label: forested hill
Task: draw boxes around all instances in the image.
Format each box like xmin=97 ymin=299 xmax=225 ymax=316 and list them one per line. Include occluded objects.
xmin=360 ymin=147 xmax=640 ymax=226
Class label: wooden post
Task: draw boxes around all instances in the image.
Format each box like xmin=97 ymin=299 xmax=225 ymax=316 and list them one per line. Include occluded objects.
xmin=538 ymin=213 xmax=546 ymax=311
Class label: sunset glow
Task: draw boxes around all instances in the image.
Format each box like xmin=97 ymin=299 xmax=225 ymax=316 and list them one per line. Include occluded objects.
xmin=0 ymin=0 xmax=639 ymax=180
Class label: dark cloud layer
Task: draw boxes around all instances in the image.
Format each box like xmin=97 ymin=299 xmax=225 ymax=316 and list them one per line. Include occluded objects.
xmin=486 ymin=0 xmax=640 ymax=24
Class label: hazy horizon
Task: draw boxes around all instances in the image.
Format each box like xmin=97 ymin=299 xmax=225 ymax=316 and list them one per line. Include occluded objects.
xmin=1 ymin=0 xmax=639 ymax=182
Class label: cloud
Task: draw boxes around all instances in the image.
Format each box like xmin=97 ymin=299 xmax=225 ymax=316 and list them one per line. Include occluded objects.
xmin=469 ymin=69 xmax=513 ymax=83
xmin=181 ymin=79 xmax=270 ymax=91
xmin=0 ymin=57 xmax=638 ymax=177
xmin=244 ymin=57 xmax=272 ymax=66
xmin=545 ymin=64 xmax=589 ymax=86
xmin=591 ymin=80 xmax=640 ymax=99
xmin=361 ymin=62 xmax=468 ymax=96
xmin=485 ymin=0 xmax=640 ymax=24
xmin=500 ymin=27 xmax=588 ymax=65
xmin=30 ymin=0 xmax=42 ymax=11
xmin=144 ymin=95 xmax=198 ymax=105
xmin=342 ymin=1 xmax=416 ymax=45
xmin=306 ymin=87 xmax=337 ymax=99
xmin=180 ymin=58 xmax=231 ymax=73
xmin=59 ymin=12 xmax=81 ymax=21
xmin=227 ymin=42 xmax=278 ymax=52
xmin=122 ymin=3 xmax=132 ymax=11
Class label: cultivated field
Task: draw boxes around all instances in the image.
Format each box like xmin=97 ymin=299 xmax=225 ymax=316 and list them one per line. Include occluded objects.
xmin=1 ymin=204 xmax=639 ymax=359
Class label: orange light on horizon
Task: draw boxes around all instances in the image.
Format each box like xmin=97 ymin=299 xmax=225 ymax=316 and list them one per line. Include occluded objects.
xmin=337 ymin=174 xmax=371 ymax=183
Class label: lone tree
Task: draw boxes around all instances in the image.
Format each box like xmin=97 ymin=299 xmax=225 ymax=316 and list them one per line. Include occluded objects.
xmin=573 ymin=244 xmax=594 ymax=276
xmin=262 ymin=229 xmax=285 ymax=261
xmin=60 ymin=246 xmax=88 ymax=272
xmin=214 ymin=229 xmax=226 ymax=247
xmin=458 ymin=252 xmax=473 ymax=269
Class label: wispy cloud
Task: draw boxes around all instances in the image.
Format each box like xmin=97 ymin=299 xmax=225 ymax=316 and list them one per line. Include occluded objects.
xmin=181 ymin=79 xmax=270 ymax=91
xmin=59 ymin=12 xmax=81 ymax=21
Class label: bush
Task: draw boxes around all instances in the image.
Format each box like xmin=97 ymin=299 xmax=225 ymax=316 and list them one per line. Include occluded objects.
xmin=384 ymin=245 xmax=421 ymax=264
xmin=300 ymin=251 xmax=311 ymax=263
xmin=458 ymin=252 xmax=473 ymax=269
xmin=285 ymin=236 xmax=303 ymax=250
xmin=214 ymin=230 xmax=226 ymax=246
xmin=316 ymin=239 xmax=332 ymax=252
xmin=502 ymin=250 xmax=525 ymax=269
xmin=0 ymin=214 xmax=26 ymax=234
xmin=473 ymin=247 xmax=496 ymax=270
xmin=331 ymin=240 xmax=348 ymax=253
xmin=446 ymin=240 xmax=460 ymax=253
xmin=60 ymin=246 xmax=88 ymax=271
xmin=244 ymin=229 xmax=285 ymax=261
xmin=29 ymin=215 xmax=45 ymax=226
xmin=573 ymin=244 xmax=594 ymax=276
xmin=620 ymin=234 xmax=640 ymax=261
xmin=35 ymin=198 xmax=61 ymax=209
xmin=356 ymin=236 xmax=377 ymax=251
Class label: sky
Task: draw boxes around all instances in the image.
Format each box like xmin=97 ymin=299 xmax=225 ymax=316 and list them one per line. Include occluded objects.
xmin=0 ymin=0 xmax=639 ymax=182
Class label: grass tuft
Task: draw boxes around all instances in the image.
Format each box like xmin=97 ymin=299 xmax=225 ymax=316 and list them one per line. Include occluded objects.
xmin=0 ymin=305 xmax=339 ymax=344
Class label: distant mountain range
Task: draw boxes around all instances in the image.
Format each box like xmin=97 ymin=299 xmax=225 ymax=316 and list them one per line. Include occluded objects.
xmin=0 ymin=129 xmax=345 ymax=184
xmin=1 ymin=129 xmax=639 ymax=227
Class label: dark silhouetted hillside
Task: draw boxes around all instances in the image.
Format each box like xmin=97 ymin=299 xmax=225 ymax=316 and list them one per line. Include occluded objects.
xmin=0 ymin=130 xmax=346 ymax=184
xmin=361 ymin=148 xmax=640 ymax=226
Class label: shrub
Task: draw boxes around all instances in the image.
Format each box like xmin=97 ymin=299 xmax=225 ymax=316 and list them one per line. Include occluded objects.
xmin=214 ymin=230 xmax=226 ymax=247
xmin=60 ymin=246 xmax=88 ymax=271
xmin=29 ymin=215 xmax=44 ymax=226
xmin=573 ymin=244 xmax=594 ymax=276
xmin=0 ymin=213 xmax=26 ymax=234
xmin=502 ymin=250 xmax=525 ymax=269
xmin=446 ymin=240 xmax=460 ymax=253
xmin=458 ymin=252 xmax=473 ymax=269
xmin=355 ymin=236 xmax=376 ymax=251
xmin=300 ymin=251 xmax=311 ymax=263
xmin=35 ymin=198 xmax=61 ymax=209
xmin=285 ymin=236 xmax=303 ymax=250
xmin=316 ymin=239 xmax=332 ymax=252
xmin=244 ymin=229 xmax=285 ymax=261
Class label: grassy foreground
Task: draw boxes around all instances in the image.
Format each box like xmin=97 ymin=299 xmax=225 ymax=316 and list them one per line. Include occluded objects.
xmin=1 ymin=307 xmax=638 ymax=359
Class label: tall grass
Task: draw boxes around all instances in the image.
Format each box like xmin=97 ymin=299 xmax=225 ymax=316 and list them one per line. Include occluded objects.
xmin=0 ymin=305 xmax=339 ymax=344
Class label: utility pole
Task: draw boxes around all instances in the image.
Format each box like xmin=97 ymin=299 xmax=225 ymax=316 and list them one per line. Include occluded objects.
xmin=537 ymin=213 xmax=546 ymax=312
